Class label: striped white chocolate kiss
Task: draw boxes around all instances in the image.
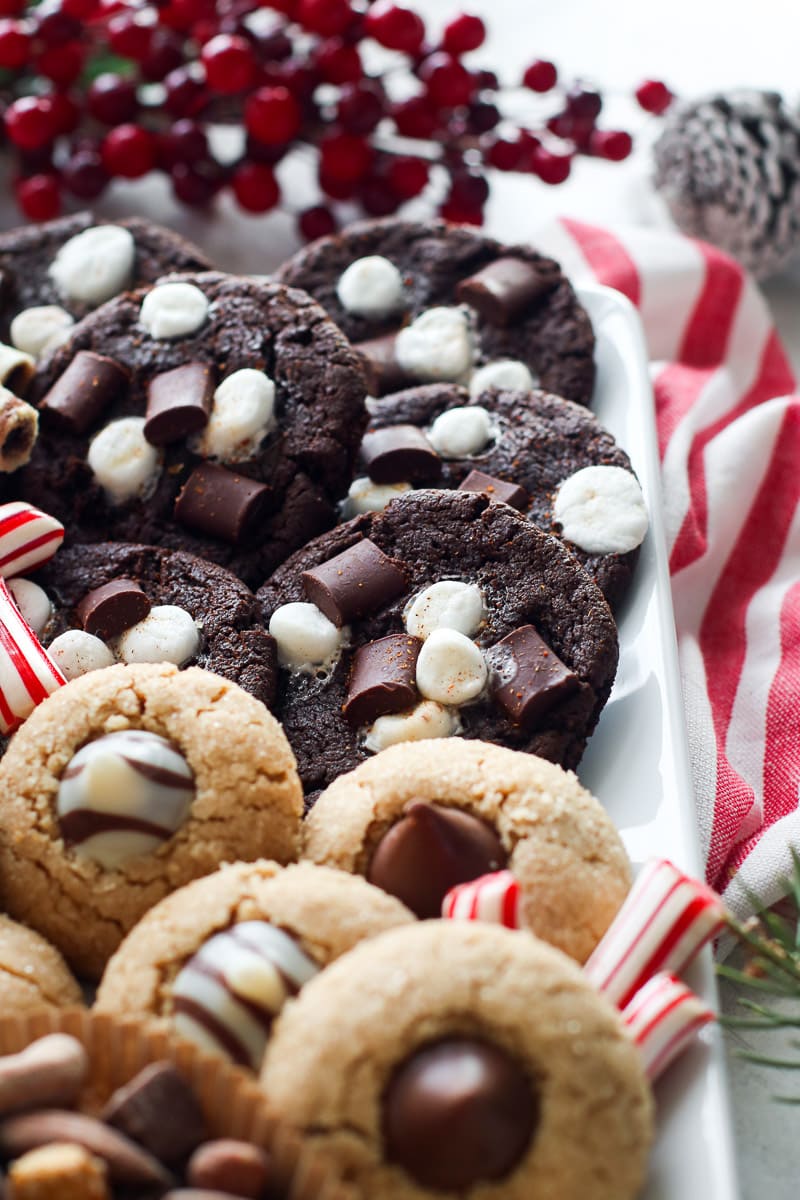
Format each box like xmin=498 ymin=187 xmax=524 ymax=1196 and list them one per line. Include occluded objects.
xmin=171 ymin=922 xmax=320 ymax=1070
xmin=583 ymin=858 xmax=728 ymax=1008
xmin=623 ymin=973 xmax=714 ymax=1081
xmin=57 ymin=730 xmax=194 ymax=869
xmin=0 ymin=502 xmax=64 ymax=579
xmin=442 ymin=870 xmax=521 ymax=929
xmin=0 ymin=578 xmax=65 ymax=735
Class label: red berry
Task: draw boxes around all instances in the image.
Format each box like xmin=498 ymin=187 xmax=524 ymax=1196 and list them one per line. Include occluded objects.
xmin=635 ymin=78 xmax=673 ymax=114
xmin=5 ymin=96 xmax=57 ymax=151
xmin=201 ymin=34 xmax=256 ymax=93
xmin=473 ymin=68 xmax=499 ymax=91
xmin=107 ymin=11 xmax=154 ymax=61
xmin=62 ymin=149 xmax=108 ymax=199
xmin=531 ymin=145 xmax=572 ymax=184
xmin=0 ymin=20 xmax=29 ymax=69
xmin=318 ymin=166 xmax=358 ymax=200
xmin=359 ymin=174 xmax=401 ymax=217
xmin=35 ymin=40 xmax=85 ymax=87
xmin=298 ymin=204 xmax=336 ymax=241
xmin=364 ymin=2 xmax=425 ymax=53
xmin=484 ymin=137 xmax=523 ymax=171
xmin=232 ymin=161 xmax=280 ymax=212
xmin=441 ymin=12 xmax=485 ymax=54
xmin=319 ymin=131 xmax=373 ymax=183
xmin=170 ymin=161 xmax=218 ymax=206
xmin=276 ymin=58 xmax=319 ymax=99
xmin=164 ymin=66 xmax=208 ymax=117
xmin=61 ymin=0 xmax=99 ymax=17
xmin=297 ymin=0 xmax=353 ymax=36
xmin=522 ymin=59 xmax=557 ymax=92
xmin=101 ymin=123 xmax=156 ymax=178
xmin=315 ymin=38 xmax=361 ymax=84
xmin=34 ymin=10 xmax=81 ymax=46
xmin=159 ymin=119 xmax=208 ymax=167
xmin=466 ymin=99 xmax=499 ymax=133
xmin=547 ymin=112 xmax=595 ymax=148
xmin=245 ymin=134 xmax=289 ymax=165
xmin=419 ymin=52 xmax=475 ymax=108
xmin=159 ymin=0 xmax=215 ymax=32
xmin=140 ymin=30 xmax=184 ymax=81
xmin=391 ymin=95 xmax=437 ymax=138
xmin=48 ymin=91 xmax=81 ymax=136
xmin=337 ymin=80 xmax=384 ymax=134
xmin=87 ymin=74 xmax=139 ymax=125
xmin=448 ymin=171 xmax=488 ymax=208
xmin=0 ymin=0 xmax=24 ymax=14
xmin=245 ymin=85 xmax=301 ymax=145
xmin=589 ymin=129 xmax=633 ymax=161
xmin=253 ymin=25 xmax=292 ymax=62
xmin=16 ymin=173 xmax=61 ymax=220
xmin=438 ymin=200 xmax=483 ymax=225
xmin=387 ymin=154 xmax=428 ymax=198
xmin=566 ymin=86 xmax=602 ymax=120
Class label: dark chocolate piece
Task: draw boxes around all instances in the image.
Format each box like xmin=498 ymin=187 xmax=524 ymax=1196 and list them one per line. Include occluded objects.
xmin=458 ymin=469 xmax=528 ymax=510
xmin=301 ymin=538 xmax=407 ymax=628
xmin=343 ymin=634 xmax=422 ymax=727
xmin=354 ymin=333 xmax=409 ymax=396
xmin=489 ymin=624 xmax=579 ymax=727
xmin=361 ymin=424 xmax=441 ymax=484
xmin=456 ymin=257 xmax=554 ymax=326
xmin=187 ymin=1139 xmax=273 ymax=1197
xmin=383 ymin=1037 xmax=538 ymax=1189
xmin=38 ymin=350 xmax=129 ymax=434
xmin=144 ymin=362 xmax=214 ymax=446
xmin=76 ymin=577 xmax=151 ymax=640
xmin=367 ymin=801 xmax=507 ymax=919
xmin=174 ymin=463 xmax=271 ymax=546
xmin=102 ymin=1062 xmax=207 ymax=1165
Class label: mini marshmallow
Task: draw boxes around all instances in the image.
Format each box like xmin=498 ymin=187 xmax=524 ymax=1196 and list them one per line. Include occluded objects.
xmin=200 ymin=368 xmax=276 ymax=462
xmin=139 ymin=282 xmax=209 ymax=340
xmin=405 ymin=580 xmax=485 ymax=641
xmin=0 ymin=344 xmax=35 ymax=393
xmin=110 ymin=604 xmax=200 ymax=667
xmin=469 ymin=359 xmax=536 ymax=396
xmin=47 ymin=630 xmax=115 ymax=680
xmin=336 ymin=255 xmax=406 ymax=318
xmin=7 ymin=578 xmax=52 ymax=637
xmin=343 ymin=477 xmax=412 ymax=516
xmin=553 ymin=465 xmax=648 ymax=555
xmin=427 ymin=405 xmax=493 ymax=458
xmin=416 ymin=628 xmax=487 ymax=705
xmin=269 ymin=602 xmax=344 ymax=671
xmin=88 ymin=418 xmax=161 ymax=505
xmin=395 ymin=307 xmax=473 ymax=382
xmin=49 ymin=225 xmax=136 ymax=306
xmin=364 ymin=699 xmax=458 ymax=753
xmin=10 ymin=306 xmax=75 ymax=359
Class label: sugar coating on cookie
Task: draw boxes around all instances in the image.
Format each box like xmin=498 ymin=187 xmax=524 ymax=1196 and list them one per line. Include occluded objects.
xmin=0 ymin=914 xmax=82 ymax=1013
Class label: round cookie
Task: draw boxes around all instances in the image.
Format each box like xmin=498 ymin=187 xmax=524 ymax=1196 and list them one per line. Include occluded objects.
xmin=0 ymin=663 xmax=303 ymax=980
xmin=260 ymin=922 xmax=654 ymax=1200
xmin=16 ymin=272 xmax=368 ymax=586
xmin=303 ymin=741 xmax=631 ymax=963
xmin=258 ymin=489 xmax=619 ymax=799
xmin=96 ymin=859 xmax=414 ymax=1071
xmin=0 ymin=914 xmax=83 ymax=1012
xmin=349 ymin=383 xmax=647 ymax=610
xmin=276 ymin=217 xmax=596 ymax=406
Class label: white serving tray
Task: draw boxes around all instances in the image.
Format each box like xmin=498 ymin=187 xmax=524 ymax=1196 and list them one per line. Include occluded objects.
xmin=576 ymin=285 xmax=740 ymax=1199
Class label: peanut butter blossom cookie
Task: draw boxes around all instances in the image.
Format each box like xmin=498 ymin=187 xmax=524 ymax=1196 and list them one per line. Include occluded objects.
xmin=0 ymin=662 xmax=303 ymax=979
xmin=15 ymin=272 xmax=367 ymax=586
xmin=260 ymin=922 xmax=654 ymax=1200
xmin=276 ymin=216 xmax=596 ymax=406
xmin=0 ymin=914 xmax=82 ymax=1013
xmin=258 ymin=489 xmax=619 ymax=799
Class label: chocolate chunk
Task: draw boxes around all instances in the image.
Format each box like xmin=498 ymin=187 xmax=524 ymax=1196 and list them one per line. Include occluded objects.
xmin=367 ymin=801 xmax=507 ymax=918
xmin=187 ymin=1140 xmax=272 ymax=1198
xmin=343 ymin=634 xmax=422 ymax=727
xmin=354 ymin=333 xmax=410 ymax=396
xmin=456 ymin=257 xmax=554 ymax=326
xmin=361 ymin=424 xmax=441 ymax=484
xmin=458 ymin=469 xmax=528 ymax=510
xmin=76 ymin=577 xmax=151 ymax=640
xmin=38 ymin=351 xmax=129 ymax=434
xmin=383 ymin=1037 xmax=538 ymax=1189
xmin=489 ymin=624 xmax=579 ymax=727
xmin=103 ymin=1062 xmax=207 ymax=1165
xmin=174 ymin=463 xmax=271 ymax=545
xmin=144 ymin=362 xmax=214 ymax=446
xmin=302 ymin=538 xmax=407 ymax=628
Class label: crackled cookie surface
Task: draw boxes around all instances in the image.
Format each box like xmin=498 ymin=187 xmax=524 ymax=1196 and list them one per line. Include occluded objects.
xmin=0 ymin=663 xmax=302 ymax=979
xmin=0 ymin=914 xmax=82 ymax=1012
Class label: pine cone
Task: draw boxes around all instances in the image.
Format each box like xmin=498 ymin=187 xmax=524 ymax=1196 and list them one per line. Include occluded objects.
xmin=653 ymin=89 xmax=800 ymax=278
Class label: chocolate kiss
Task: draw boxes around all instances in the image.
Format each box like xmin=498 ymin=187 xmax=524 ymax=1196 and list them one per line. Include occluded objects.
xmin=367 ymin=802 xmax=507 ymax=919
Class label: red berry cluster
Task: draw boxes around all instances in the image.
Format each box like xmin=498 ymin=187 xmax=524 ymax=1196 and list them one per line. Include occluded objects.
xmin=0 ymin=0 xmax=674 ymax=236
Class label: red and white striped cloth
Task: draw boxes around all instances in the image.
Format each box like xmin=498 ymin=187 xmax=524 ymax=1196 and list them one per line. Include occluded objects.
xmin=535 ymin=218 xmax=800 ymax=926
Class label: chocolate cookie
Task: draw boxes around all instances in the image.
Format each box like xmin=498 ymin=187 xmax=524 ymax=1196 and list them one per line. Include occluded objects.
xmin=15 ymin=273 xmax=368 ymax=586
xmin=276 ymin=217 xmax=595 ymax=405
xmin=347 ymin=383 xmax=648 ymax=609
xmin=260 ymin=922 xmax=654 ymax=1200
xmin=258 ymin=489 xmax=619 ymax=798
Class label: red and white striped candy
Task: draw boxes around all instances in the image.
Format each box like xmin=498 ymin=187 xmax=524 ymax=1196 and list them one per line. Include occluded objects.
xmin=0 ymin=578 xmax=65 ymax=734
xmin=584 ymin=858 xmax=728 ymax=1008
xmin=623 ymin=973 xmax=714 ymax=1081
xmin=0 ymin=502 xmax=64 ymax=578
xmin=442 ymin=869 xmax=521 ymax=928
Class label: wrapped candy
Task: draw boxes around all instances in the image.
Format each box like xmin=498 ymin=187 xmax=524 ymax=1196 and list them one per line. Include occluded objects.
xmin=441 ymin=870 xmax=521 ymax=929
xmin=0 ymin=578 xmax=65 ymax=734
xmin=0 ymin=502 xmax=64 ymax=578
xmin=623 ymin=972 xmax=714 ymax=1081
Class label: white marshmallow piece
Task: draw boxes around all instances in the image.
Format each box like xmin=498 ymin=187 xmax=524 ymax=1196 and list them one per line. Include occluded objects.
xmin=110 ymin=605 xmax=200 ymax=667
xmin=336 ymin=255 xmax=406 ymax=318
xmin=45 ymin=630 xmax=114 ymax=681
xmin=7 ymin=578 xmax=52 ymax=637
xmin=395 ymin=307 xmax=473 ymax=382
xmin=364 ymin=699 xmax=459 ymax=753
xmin=553 ymin=465 xmax=649 ymax=555
xmin=405 ymin=580 xmax=485 ymax=641
xmin=200 ymin=369 xmax=276 ymax=462
xmin=10 ymin=306 xmax=75 ymax=359
xmin=269 ymin=602 xmax=343 ymax=671
xmin=416 ymin=628 xmax=487 ymax=706
xmin=427 ymin=405 xmax=493 ymax=458
xmin=88 ymin=418 xmax=161 ymax=505
xmin=469 ymin=359 xmax=536 ymax=396
xmin=140 ymin=282 xmax=209 ymax=340
xmin=343 ymin=477 xmax=412 ymax=517
xmin=49 ymin=225 xmax=136 ymax=306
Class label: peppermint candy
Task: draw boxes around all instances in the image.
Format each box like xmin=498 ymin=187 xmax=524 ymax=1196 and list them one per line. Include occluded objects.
xmin=442 ymin=870 xmax=521 ymax=929
xmin=0 ymin=502 xmax=64 ymax=578
xmin=622 ymin=973 xmax=714 ymax=1081
xmin=0 ymin=578 xmax=65 ymax=734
